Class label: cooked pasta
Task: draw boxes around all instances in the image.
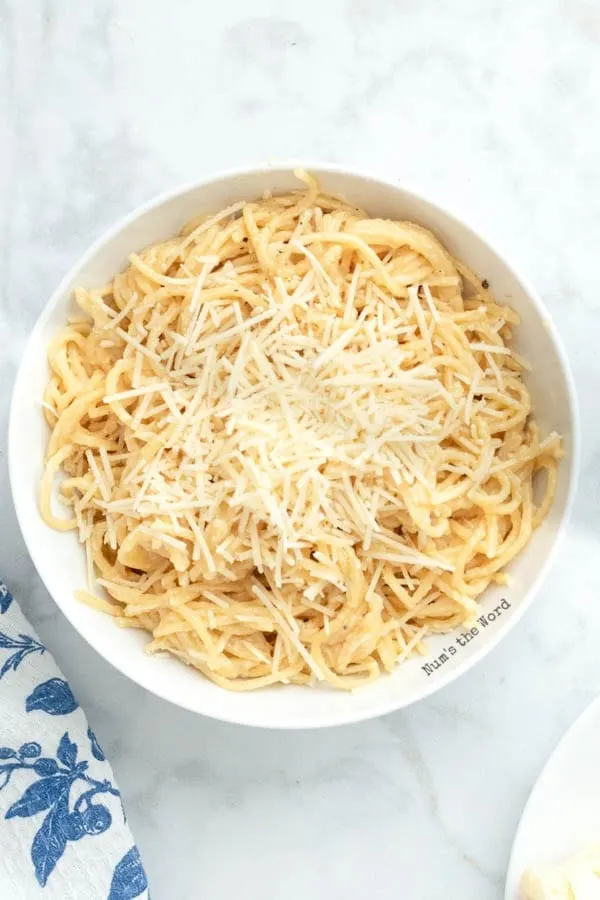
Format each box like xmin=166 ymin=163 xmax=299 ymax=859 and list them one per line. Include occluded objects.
xmin=40 ymin=171 xmax=562 ymax=690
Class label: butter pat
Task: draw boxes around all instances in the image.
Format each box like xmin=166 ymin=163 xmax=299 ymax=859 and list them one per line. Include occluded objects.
xmin=521 ymin=846 xmax=600 ymax=899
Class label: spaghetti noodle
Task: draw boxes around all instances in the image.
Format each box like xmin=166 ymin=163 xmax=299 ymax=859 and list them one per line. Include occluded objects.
xmin=40 ymin=171 xmax=562 ymax=690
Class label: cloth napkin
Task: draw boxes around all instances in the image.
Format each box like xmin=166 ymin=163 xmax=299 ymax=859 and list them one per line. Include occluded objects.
xmin=0 ymin=578 xmax=149 ymax=900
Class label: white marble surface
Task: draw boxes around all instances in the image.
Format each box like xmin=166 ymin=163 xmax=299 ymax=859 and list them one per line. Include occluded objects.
xmin=1 ymin=1 xmax=599 ymax=897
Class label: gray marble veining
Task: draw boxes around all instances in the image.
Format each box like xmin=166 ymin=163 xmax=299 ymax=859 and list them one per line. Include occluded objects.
xmin=1 ymin=1 xmax=599 ymax=897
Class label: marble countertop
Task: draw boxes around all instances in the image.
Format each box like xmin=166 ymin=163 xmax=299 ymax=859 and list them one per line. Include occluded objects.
xmin=1 ymin=1 xmax=599 ymax=897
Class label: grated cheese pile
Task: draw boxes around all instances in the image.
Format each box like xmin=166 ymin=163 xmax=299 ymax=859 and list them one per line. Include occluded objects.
xmin=41 ymin=172 xmax=562 ymax=690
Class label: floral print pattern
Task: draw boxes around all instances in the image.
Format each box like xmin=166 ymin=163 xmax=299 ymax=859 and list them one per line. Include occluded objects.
xmin=0 ymin=579 xmax=148 ymax=898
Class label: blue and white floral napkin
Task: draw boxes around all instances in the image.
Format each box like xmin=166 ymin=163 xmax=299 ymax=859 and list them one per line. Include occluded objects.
xmin=0 ymin=579 xmax=149 ymax=900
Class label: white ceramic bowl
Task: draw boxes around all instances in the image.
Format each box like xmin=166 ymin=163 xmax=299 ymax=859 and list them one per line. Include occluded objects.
xmin=9 ymin=164 xmax=579 ymax=729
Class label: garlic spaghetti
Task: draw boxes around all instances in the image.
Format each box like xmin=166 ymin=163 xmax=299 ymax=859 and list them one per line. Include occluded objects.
xmin=41 ymin=172 xmax=562 ymax=690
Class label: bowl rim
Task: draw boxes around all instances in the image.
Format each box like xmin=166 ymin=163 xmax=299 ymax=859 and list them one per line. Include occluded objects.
xmin=8 ymin=160 xmax=581 ymax=729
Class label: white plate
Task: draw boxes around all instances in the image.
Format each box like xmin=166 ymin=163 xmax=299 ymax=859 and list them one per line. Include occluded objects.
xmin=505 ymin=695 xmax=600 ymax=897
